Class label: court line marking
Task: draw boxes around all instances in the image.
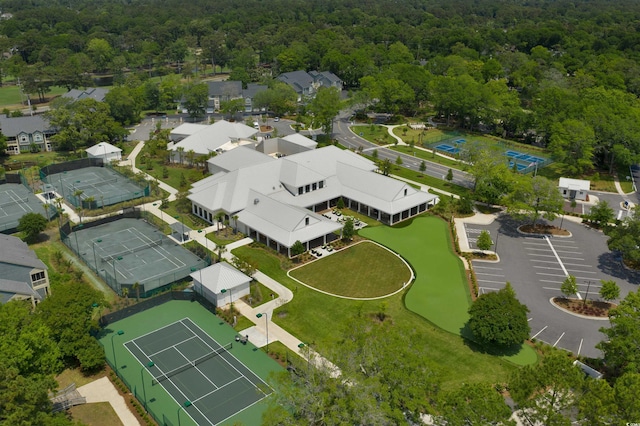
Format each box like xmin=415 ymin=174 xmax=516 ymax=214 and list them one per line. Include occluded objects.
xmin=174 ymin=344 xmax=219 ymax=390
xmin=148 ymin=335 xmax=199 ymax=358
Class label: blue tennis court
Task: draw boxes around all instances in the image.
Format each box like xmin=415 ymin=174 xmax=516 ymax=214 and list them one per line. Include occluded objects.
xmin=453 ymin=139 xmax=466 ymax=144
xmin=504 ymin=150 xmax=546 ymax=163
xmin=509 ymin=161 xmax=529 ymax=171
xmin=435 ymin=144 xmax=460 ymax=154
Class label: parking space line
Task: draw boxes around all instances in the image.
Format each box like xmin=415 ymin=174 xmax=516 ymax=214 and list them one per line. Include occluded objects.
xmin=565 ymin=269 xmax=596 ymax=274
xmin=532 ymin=326 xmax=548 ymax=339
xmin=533 ymin=265 xmax=564 ymax=271
xmin=477 ymin=279 xmax=506 ymax=284
xmin=577 ymin=339 xmax=583 ymax=356
xmin=528 ymin=254 xmax=560 ymax=258
xmin=560 ymin=262 xmax=592 ymax=267
xmin=553 ymin=332 xmax=565 ymax=347
xmin=475 ymin=272 xmax=505 ymax=277
xmin=523 ymin=241 xmax=549 ymax=246
xmin=537 ymin=272 xmax=568 ymax=277
xmin=543 ymin=286 xmax=561 ymax=291
xmin=525 ymin=247 xmax=555 ymax=252
xmin=554 ymin=250 xmax=583 ymax=254
xmin=473 ymin=266 xmax=503 ymax=270
xmin=479 ymin=286 xmax=500 ymax=291
xmin=540 ymin=279 xmax=563 ymax=284
xmin=528 ymin=318 xmax=533 ymax=321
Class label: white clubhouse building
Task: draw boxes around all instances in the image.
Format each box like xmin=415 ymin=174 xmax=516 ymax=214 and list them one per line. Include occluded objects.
xmin=188 ymin=145 xmax=438 ymax=257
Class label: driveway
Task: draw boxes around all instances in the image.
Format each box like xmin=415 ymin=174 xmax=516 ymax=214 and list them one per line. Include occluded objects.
xmin=467 ymin=215 xmax=639 ymax=358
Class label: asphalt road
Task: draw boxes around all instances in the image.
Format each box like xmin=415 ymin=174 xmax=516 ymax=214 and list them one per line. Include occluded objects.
xmin=467 ymin=215 xmax=639 ymax=359
xmin=331 ymin=110 xmax=473 ymax=189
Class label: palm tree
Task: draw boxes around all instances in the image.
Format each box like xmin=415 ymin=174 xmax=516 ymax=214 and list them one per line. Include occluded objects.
xmin=176 ymin=146 xmax=185 ymax=165
xmin=73 ymin=189 xmax=84 ymax=223
xmin=122 ymin=287 xmax=129 ymax=306
xmin=85 ymin=196 xmax=95 ymax=211
xmin=217 ymin=244 xmax=227 ymax=263
xmin=232 ymin=215 xmax=239 ymax=233
xmin=186 ymin=149 xmax=196 ymax=167
xmin=215 ymin=211 xmax=225 ymax=232
xmin=42 ymin=203 xmax=50 ymax=222
xmin=132 ymin=282 xmax=140 ymax=302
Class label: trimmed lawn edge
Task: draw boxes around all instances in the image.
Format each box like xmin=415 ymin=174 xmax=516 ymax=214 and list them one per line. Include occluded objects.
xmin=287 ymin=240 xmax=414 ymax=300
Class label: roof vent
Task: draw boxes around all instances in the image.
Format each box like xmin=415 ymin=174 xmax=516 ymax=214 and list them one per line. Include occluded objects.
xmin=253 ymin=198 xmax=259 ymax=205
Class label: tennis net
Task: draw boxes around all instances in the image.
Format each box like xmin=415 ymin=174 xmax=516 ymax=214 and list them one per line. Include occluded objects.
xmin=100 ymin=239 xmax=163 ymax=262
xmin=151 ymin=342 xmax=233 ymax=385
xmin=73 ymin=178 xmax=117 ymax=191
xmin=0 ymin=196 xmax=28 ymax=208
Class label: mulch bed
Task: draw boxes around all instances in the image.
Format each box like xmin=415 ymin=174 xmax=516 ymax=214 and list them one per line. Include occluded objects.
xmin=552 ymin=297 xmax=614 ymax=318
xmin=520 ymin=224 xmax=571 ymax=236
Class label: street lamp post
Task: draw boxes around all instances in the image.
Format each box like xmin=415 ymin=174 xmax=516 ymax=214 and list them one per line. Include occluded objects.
xmin=256 ymin=312 xmax=269 ymax=352
xmin=110 ymin=330 xmax=125 ymax=376
xmin=140 ymin=361 xmax=154 ymax=412
xmin=583 ymin=280 xmax=592 ymax=307
xmin=177 ymin=400 xmax=192 ymax=426
xmin=494 ymin=231 xmax=500 ymax=255
xmin=92 ymin=239 xmax=102 ymax=270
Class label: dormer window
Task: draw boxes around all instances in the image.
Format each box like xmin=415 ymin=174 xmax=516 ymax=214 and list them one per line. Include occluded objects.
xmin=305 ymin=217 xmax=309 ymax=226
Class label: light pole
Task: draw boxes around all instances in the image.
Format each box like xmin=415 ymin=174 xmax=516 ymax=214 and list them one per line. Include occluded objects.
xmin=92 ymin=239 xmax=102 ymax=270
xmin=583 ymin=280 xmax=592 ymax=307
xmin=110 ymin=330 xmax=125 ymax=376
xmin=140 ymin=361 xmax=154 ymax=412
xmin=177 ymin=400 xmax=192 ymax=426
xmin=297 ymin=342 xmax=311 ymax=372
xmin=220 ymin=288 xmax=233 ymax=306
xmin=559 ymin=213 xmax=565 ymax=231
xmin=494 ymin=230 xmax=500 ymax=255
xmin=113 ymin=256 xmax=123 ymax=294
xmin=256 ymin=312 xmax=269 ymax=352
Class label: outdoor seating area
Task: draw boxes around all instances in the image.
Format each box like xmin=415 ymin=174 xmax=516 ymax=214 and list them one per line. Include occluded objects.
xmin=322 ymin=209 xmax=367 ymax=230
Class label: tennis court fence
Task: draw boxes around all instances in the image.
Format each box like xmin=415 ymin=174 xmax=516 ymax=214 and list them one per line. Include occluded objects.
xmin=151 ymin=342 xmax=233 ymax=386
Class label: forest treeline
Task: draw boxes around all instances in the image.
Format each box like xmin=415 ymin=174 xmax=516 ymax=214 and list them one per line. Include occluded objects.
xmin=2 ymin=0 xmax=640 ymax=173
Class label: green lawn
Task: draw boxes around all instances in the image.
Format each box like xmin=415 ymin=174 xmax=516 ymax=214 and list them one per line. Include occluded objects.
xmin=351 ymin=125 xmax=397 ymax=145
xmin=537 ymin=162 xmax=634 ymax=193
xmin=361 ymin=216 xmax=537 ymax=365
xmin=0 ymin=85 xmax=68 ymax=109
xmin=289 ymin=241 xmax=411 ymax=298
xmin=232 ymin=243 xmax=520 ymax=389
xmin=391 ymin=145 xmax=462 ymax=169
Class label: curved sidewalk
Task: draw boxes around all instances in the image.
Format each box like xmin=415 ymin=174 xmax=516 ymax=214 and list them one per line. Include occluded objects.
xmin=77 ymin=377 xmax=139 ymax=426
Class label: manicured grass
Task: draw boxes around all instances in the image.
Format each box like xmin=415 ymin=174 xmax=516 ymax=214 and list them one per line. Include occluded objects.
xmin=289 ymin=241 xmax=410 ymax=298
xmin=207 ymin=228 xmax=246 ymax=245
xmin=538 ymin=162 xmax=634 ymax=194
xmin=56 ymin=367 xmax=107 ymax=389
xmin=362 ymin=216 xmax=470 ymax=334
xmin=351 ymin=125 xmax=397 ymax=145
xmin=361 ymin=216 xmax=537 ymax=366
xmin=232 ymin=243 xmax=519 ymax=389
xmin=70 ymin=402 xmax=123 ymax=426
xmin=242 ymin=281 xmax=279 ymax=308
xmin=391 ymin=145 xmax=462 ymax=169
xmin=141 ymin=159 xmax=209 ymax=190
xmin=0 ymin=85 xmax=68 ymax=109
xmin=340 ymin=207 xmax=382 ymax=227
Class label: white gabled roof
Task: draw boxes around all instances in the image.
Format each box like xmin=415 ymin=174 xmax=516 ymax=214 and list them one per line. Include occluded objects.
xmin=238 ymin=190 xmax=342 ymax=246
xmin=279 ymin=159 xmax=325 ymax=188
xmin=337 ymin=162 xmax=437 ymax=214
xmin=85 ymin=142 xmax=121 ymax=156
xmin=169 ymin=120 xmax=258 ymax=155
xmin=189 ymin=262 xmax=251 ymax=294
xmin=558 ymin=178 xmax=590 ymax=191
xmin=284 ymin=145 xmax=376 ymax=175
xmin=282 ymin=133 xmax=317 ymax=148
xmin=207 ymin=146 xmax=275 ymax=172
xmin=170 ymin=123 xmax=209 ymax=137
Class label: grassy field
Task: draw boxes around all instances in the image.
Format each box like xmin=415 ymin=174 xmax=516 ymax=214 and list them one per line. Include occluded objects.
xmin=289 ymin=241 xmax=411 ymax=298
xmin=0 ymin=85 xmax=68 ymax=109
xmin=537 ymin=162 xmax=634 ymax=193
xmin=351 ymin=124 xmax=397 ymax=145
xmin=70 ymin=402 xmax=123 ymax=426
xmin=233 ymin=242 xmax=519 ymax=389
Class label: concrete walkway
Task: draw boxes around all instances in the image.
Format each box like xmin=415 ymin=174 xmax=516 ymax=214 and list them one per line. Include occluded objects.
xmin=77 ymin=377 xmax=139 ymax=426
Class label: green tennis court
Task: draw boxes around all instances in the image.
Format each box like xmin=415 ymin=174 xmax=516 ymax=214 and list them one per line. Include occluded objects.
xmin=125 ymin=318 xmax=271 ymax=425
xmin=0 ymin=183 xmax=50 ymax=232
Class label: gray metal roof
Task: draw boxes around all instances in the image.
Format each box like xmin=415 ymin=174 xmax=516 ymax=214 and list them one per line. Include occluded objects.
xmin=0 ymin=278 xmax=41 ymax=302
xmin=0 ymin=234 xmax=47 ymax=270
xmin=0 ymin=115 xmax=52 ymax=137
xmin=276 ymin=70 xmax=315 ymax=92
xmin=62 ymin=87 xmax=109 ymax=102
xmin=85 ymin=142 xmax=121 ymax=156
xmin=189 ymin=262 xmax=251 ymax=293
xmin=243 ymin=83 xmax=267 ymax=98
xmin=169 ymin=120 xmax=258 ymax=155
xmin=207 ymin=81 xmax=243 ymax=98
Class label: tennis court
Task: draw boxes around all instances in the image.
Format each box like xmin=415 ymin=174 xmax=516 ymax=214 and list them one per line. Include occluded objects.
xmin=68 ymin=218 xmax=204 ymax=296
xmin=125 ymin=318 xmax=272 ymax=426
xmin=504 ymin=150 xmax=546 ymax=164
xmin=46 ymin=166 xmax=145 ymax=208
xmin=0 ymin=183 xmax=50 ymax=233
xmin=434 ymin=143 xmax=461 ymax=154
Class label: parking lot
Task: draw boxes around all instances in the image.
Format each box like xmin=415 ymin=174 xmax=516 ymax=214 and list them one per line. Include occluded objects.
xmin=466 ymin=215 xmax=639 ymax=359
